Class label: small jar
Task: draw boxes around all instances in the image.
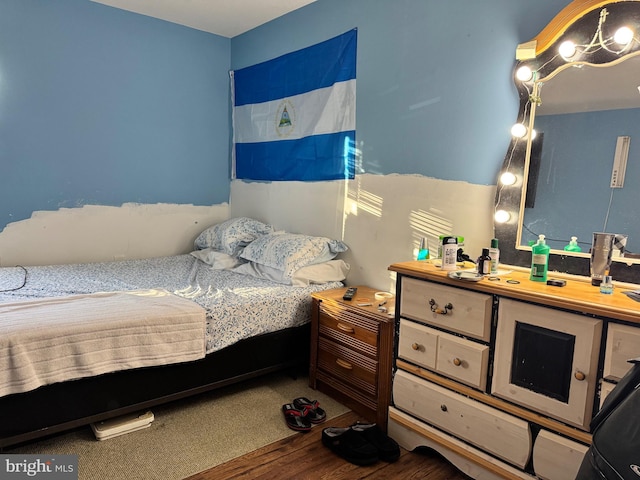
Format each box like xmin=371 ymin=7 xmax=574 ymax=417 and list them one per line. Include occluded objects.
xmin=600 ymin=275 xmax=614 ymax=294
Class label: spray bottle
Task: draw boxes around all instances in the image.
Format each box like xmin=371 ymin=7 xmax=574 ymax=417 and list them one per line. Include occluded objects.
xmin=530 ymin=234 xmax=550 ymax=282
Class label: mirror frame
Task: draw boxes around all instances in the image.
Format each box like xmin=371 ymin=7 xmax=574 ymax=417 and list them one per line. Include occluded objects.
xmin=495 ymin=0 xmax=640 ymax=284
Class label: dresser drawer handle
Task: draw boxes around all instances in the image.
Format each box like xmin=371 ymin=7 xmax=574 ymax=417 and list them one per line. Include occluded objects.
xmin=429 ymin=298 xmax=453 ymax=315
xmin=336 ymin=322 xmax=355 ymax=334
xmin=336 ymin=358 xmax=353 ymax=370
xmin=453 ymin=357 xmax=462 ymax=367
xmin=411 ymin=343 xmax=421 ymax=351
xmin=574 ymin=370 xmax=586 ymax=381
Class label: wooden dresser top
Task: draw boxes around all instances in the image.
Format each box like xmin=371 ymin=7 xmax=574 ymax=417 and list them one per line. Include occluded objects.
xmin=389 ymin=261 xmax=640 ymax=325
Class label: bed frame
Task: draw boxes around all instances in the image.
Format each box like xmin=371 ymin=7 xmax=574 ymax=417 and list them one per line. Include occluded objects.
xmin=0 ymin=323 xmax=310 ymax=449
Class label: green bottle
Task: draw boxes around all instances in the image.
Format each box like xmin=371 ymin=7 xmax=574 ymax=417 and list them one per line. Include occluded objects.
xmin=530 ymin=234 xmax=550 ymax=282
xmin=563 ymin=236 xmax=582 ymax=252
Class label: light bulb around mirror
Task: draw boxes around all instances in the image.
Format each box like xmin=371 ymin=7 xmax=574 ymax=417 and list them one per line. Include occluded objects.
xmin=614 ymin=26 xmax=634 ymax=45
xmin=516 ymin=66 xmax=533 ymax=82
xmin=494 ymin=210 xmax=511 ymax=223
xmin=511 ymin=123 xmax=527 ymax=138
xmin=559 ymin=40 xmax=577 ymax=59
xmin=530 ymin=129 xmax=537 ymax=140
xmin=500 ymin=172 xmax=517 ymax=186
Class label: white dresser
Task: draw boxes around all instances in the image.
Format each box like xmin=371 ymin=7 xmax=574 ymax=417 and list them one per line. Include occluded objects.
xmin=388 ymin=261 xmax=640 ymax=480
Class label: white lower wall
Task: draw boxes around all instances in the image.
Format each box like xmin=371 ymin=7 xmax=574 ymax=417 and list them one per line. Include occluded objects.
xmin=230 ymin=174 xmax=496 ymax=291
xmin=0 ymin=203 xmax=229 ymax=267
xmin=0 ymin=175 xmax=496 ymax=289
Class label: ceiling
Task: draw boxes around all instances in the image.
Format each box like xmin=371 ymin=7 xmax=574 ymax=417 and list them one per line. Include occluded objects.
xmin=90 ymin=0 xmax=317 ymax=38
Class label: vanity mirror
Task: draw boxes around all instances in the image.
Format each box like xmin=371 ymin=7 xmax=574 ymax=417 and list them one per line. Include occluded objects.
xmin=495 ymin=0 xmax=640 ymax=283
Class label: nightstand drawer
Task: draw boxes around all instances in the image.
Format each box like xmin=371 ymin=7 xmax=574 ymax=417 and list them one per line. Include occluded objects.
xmin=400 ymin=276 xmax=492 ymax=341
xmin=393 ymin=369 xmax=531 ymax=468
xmin=319 ymin=304 xmax=378 ymax=357
xmin=318 ymin=337 xmax=377 ymax=397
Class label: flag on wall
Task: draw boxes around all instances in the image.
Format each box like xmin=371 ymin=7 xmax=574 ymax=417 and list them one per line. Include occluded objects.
xmin=231 ymin=29 xmax=357 ymax=181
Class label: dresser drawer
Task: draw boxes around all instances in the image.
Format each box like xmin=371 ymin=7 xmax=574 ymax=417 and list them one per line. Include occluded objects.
xmin=437 ymin=333 xmax=489 ymax=390
xmin=398 ymin=319 xmax=438 ymax=369
xmin=318 ymin=337 xmax=377 ymax=397
xmin=400 ymin=276 xmax=492 ymax=341
xmin=532 ymin=430 xmax=588 ymax=480
xmin=393 ymin=369 xmax=531 ymax=468
xmin=603 ymin=322 xmax=640 ymax=381
xmin=319 ymin=303 xmax=379 ymax=357
xmin=398 ymin=319 xmax=489 ymax=390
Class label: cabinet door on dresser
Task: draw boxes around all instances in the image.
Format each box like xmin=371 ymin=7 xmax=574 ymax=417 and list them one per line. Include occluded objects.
xmin=492 ymin=299 xmax=602 ymax=430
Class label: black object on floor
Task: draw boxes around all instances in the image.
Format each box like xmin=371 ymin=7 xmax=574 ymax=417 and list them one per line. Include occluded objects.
xmin=322 ymin=427 xmax=379 ymax=466
xmin=575 ymin=357 xmax=640 ymax=479
xmin=292 ymin=397 xmax=326 ymax=424
xmin=282 ymin=403 xmax=312 ymax=432
xmin=350 ymin=422 xmax=400 ymax=462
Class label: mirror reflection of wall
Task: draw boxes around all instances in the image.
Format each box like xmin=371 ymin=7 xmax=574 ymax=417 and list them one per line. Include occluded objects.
xmin=522 ymin=107 xmax=640 ymax=253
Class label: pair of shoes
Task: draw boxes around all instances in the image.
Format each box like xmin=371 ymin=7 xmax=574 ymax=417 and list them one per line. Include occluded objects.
xmin=292 ymin=397 xmax=326 ymax=424
xmin=282 ymin=397 xmax=326 ymax=432
xmin=321 ymin=423 xmax=400 ymax=465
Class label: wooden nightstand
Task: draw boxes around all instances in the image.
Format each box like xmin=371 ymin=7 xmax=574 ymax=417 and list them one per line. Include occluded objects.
xmin=309 ymin=286 xmax=395 ymax=430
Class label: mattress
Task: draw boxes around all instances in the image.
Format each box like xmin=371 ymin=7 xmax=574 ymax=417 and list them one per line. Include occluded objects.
xmin=0 ymin=254 xmax=343 ymax=395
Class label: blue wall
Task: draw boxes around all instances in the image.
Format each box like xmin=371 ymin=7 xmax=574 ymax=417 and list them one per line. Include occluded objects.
xmin=523 ymin=109 xmax=640 ymax=252
xmin=1 ymin=0 xmax=573 ymax=233
xmin=231 ymin=0 xmax=569 ymax=185
xmin=0 ymin=0 xmax=230 ymax=231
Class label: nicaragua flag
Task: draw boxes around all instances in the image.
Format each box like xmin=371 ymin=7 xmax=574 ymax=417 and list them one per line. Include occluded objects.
xmin=231 ymin=29 xmax=357 ymax=181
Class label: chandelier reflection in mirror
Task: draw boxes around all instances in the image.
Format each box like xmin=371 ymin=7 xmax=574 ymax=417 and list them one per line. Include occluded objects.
xmin=494 ymin=0 xmax=640 ymax=283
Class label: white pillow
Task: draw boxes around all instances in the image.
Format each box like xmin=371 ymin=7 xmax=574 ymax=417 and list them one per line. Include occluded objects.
xmin=291 ymin=260 xmax=350 ymax=286
xmin=232 ymin=260 xmax=349 ymax=286
xmin=239 ymin=232 xmax=348 ymax=277
xmin=190 ymin=249 xmax=243 ymax=269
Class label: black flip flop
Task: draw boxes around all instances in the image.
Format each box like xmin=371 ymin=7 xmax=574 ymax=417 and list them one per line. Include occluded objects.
xmin=293 ymin=397 xmax=326 ymax=423
xmin=282 ymin=403 xmax=312 ymax=432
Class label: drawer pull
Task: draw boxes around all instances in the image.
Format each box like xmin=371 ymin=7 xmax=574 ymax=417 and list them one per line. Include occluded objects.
xmin=335 ymin=358 xmax=353 ymax=370
xmin=453 ymin=357 xmax=462 ymax=367
xmin=411 ymin=343 xmax=421 ymax=351
xmin=336 ymin=322 xmax=355 ymax=334
xmin=440 ymin=404 xmax=448 ymax=412
xmin=429 ymin=298 xmax=453 ymax=315
xmin=574 ymin=370 xmax=586 ymax=381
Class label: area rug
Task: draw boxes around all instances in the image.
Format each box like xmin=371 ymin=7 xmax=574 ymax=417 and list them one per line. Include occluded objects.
xmin=5 ymin=372 xmax=349 ymax=480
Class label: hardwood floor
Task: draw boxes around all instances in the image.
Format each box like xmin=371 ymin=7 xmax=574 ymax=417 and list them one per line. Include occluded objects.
xmin=185 ymin=411 xmax=470 ymax=480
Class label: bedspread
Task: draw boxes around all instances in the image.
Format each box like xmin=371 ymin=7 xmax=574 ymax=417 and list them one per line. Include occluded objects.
xmin=0 ymin=255 xmax=343 ymax=393
xmin=0 ymin=289 xmax=206 ymax=397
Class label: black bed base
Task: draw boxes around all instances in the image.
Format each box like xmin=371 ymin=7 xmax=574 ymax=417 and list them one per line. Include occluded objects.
xmin=0 ymin=323 xmax=311 ymax=449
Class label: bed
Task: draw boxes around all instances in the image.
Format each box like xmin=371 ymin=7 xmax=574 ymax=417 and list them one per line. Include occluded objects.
xmin=0 ymin=218 xmax=349 ymax=448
